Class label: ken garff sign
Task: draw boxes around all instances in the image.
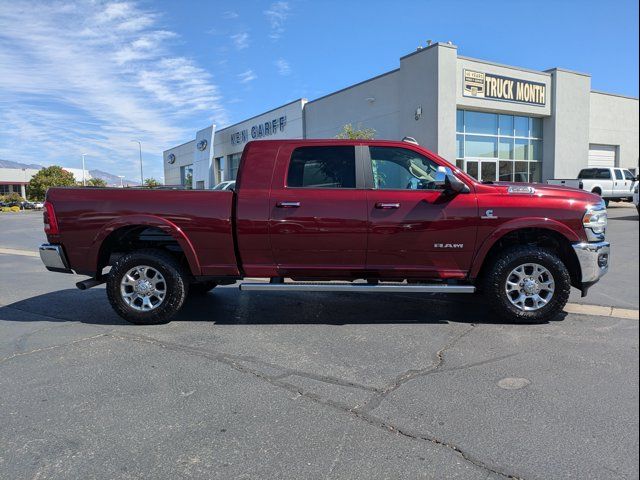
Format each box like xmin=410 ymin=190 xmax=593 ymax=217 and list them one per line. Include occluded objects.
xmin=463 ymin=69 xmax=546 ymax=106
xmin=230 ymin=116 xmax=287 ymax=145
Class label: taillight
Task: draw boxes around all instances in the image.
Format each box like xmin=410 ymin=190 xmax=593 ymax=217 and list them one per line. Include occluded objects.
xmin=43 ymin=201 xmax=59 ymax=235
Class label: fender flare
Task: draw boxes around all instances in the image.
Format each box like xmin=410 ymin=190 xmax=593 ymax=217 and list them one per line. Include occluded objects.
xmin=469 ymin=217 xmax=581 ymax=279
xmin=92 ymin=214 xmax=201 ymax=275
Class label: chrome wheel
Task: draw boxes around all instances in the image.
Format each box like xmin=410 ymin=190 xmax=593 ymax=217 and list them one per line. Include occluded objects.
xmin=505 ymin=263 xmax=555 ymax=312
xmin=120 ymin=265 xmax=167 ymax=311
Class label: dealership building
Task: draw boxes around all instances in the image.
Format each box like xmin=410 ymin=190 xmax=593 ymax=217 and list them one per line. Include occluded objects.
xmin=163 ymin=42 xmax=638 ymax=187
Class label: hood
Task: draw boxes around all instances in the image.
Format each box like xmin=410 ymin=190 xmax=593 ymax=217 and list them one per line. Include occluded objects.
xmin=490 ymin=182 xmax=602 ymax=203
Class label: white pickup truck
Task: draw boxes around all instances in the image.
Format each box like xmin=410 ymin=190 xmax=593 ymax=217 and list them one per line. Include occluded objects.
xmin=548 ymin=167 xmax=637 ymax=206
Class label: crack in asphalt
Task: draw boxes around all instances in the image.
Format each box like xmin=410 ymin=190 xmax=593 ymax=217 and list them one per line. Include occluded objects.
xmin=106 ymin=329 xmax=523 ymax=479
xmin=0 ymin=333 xmax=107 ymax=365
xmin=355 ymin=324 xmax=477 ymax=414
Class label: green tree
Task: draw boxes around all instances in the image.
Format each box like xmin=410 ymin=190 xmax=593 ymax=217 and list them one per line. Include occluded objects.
xmin=144 ymin=178 xmax=161 ymax=188
xmin=335 ymin=123 xmax=376 ymax=140
xmin=86 ymin=177 xmax=107 ymax=187
xmin=28 ymin=166 xmax=76 ymax=201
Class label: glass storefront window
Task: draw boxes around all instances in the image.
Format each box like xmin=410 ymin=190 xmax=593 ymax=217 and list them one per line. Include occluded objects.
xmin=456 ymin=110 xmax=464 ymax=133
xmin=531 ymin=118 xmax=542 ymax=138
xmin=180 ymin=164 xmax=194 ymax=189
xmin=531 ymin=140 xmax=542 ymax=160
xmin=498 ymin=115 xmax=514 ymax=136
xmin=529 ymin=161 xmax=542 ymax=183
xmin=457 ymin=110 xmax=544 ymax=183
xmin=498 ymin=138 xmax=513 ymax=160
xmin=465 ymin=135 xmax=497 ymax=158
xmin=227 ymin=153 xmax=242 ymax=180
xmin=456 ymin=134 xmax=464 ymax=159
xmin=514 ymin=161 xmax=528 ymax=182
xmin=466 ymin=161 xmax=479 ymax=180
xmin=514 ymin=139 xmax=528 ymax=160
xmin=499 ymin=160 xmax=514 ymax=181
xmin=464 ymin=111 xmax=498 ymax=135
xmin=514 ymin=116 xmax=529 ymax=137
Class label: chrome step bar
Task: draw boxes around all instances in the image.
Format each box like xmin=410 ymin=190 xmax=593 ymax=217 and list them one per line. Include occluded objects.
xmin=240 ymin=283 xmax=475 ymax=293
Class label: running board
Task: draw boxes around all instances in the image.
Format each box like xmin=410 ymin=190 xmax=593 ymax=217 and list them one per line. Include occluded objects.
xmin=239 ymin=283 xmax=475 ymax=293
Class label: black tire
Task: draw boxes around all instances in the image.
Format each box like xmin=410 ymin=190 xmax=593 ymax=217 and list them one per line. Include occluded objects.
xmin=106 ymin=249 xmax=188 ymax=325
xmin=481 ymin=246 xmax=571 ymax=324
xmin=189 ymin=280 xmax=218 ymax=295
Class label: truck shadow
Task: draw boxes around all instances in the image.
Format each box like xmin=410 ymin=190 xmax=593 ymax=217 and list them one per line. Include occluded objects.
xmin=0 ymin=286 xmax=567 ymax=326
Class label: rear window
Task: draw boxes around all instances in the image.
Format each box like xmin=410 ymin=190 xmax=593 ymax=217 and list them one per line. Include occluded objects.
xmin=578 ymin=168 xmax=611 ymax=179
xmin=615 ymin=169 xmax=623 ymax=180
xmin=287 ymin=146 xmax=356 ymax=188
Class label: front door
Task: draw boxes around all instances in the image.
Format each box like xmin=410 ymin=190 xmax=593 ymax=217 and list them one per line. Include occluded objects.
xmin=269 ymin=143 xmax=368 ymax=278
xmin=365 ymin=145 xmax=479 ymax=279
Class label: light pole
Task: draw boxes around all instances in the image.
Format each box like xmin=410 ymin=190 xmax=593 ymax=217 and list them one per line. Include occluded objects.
xmin=81 ymin=153 xmax=87 ymax=186
xmin=117 ymin=175 xmax=124 ymax=188
xmin=131 ymin=140 xmax=143 ymax=185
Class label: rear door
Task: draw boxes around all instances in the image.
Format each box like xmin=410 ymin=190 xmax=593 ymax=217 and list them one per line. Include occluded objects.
xmin=613 ymin=169 xmax=626 ymax=197
xmin=268 ymin=143 xmax=368 ymax=278
xmin=364 ymin=145 xmax=478 ymax=280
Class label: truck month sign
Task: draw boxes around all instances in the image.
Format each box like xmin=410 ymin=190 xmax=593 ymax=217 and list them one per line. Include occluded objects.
xmin=463 ymin=69 xmax=546 ymax=106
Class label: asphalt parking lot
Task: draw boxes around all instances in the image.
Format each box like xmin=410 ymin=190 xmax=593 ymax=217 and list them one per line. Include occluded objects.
xmin=0 ymin=207 xmax=638 ymax=479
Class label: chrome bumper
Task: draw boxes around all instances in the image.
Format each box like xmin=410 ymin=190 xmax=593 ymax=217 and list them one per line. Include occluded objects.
xmin=39 ymin=244 xmax=72 ymax=273
xmin=572 ymin=241 xmax=610 ymax=284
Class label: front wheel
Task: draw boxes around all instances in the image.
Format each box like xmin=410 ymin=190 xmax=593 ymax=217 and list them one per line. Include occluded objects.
xmin=107 ymin=249 xmax=188 ymax=325
xmin=482 ymin=246 xmax=571 ymax=324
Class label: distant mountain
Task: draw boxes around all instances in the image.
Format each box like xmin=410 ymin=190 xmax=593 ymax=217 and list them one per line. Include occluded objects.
xmin=0 ymin=159 xmax=44 ymax=169
xmin=89 ymin=169 xmax=140 ymax=187
xmin=0 ymin=159 xmax=141 ymax=186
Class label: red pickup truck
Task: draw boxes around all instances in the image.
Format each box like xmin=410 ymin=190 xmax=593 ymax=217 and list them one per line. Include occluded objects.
xmin=39 ymin=139 xmax=610 ymax=324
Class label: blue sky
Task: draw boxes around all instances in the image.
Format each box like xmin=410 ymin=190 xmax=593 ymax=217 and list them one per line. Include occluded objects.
xmin=0 ymin=0 xmax=637 ymax=181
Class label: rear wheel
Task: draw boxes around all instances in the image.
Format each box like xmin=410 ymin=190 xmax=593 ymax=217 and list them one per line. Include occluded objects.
xmin=482 ymin=246 xmax=571 ymax=324
xmin=107 ymin=249 xmax=188 ymax=325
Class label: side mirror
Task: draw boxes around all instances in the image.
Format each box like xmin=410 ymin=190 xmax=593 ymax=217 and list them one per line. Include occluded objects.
xmin=435 ymin=167 xmax=469 ymax=193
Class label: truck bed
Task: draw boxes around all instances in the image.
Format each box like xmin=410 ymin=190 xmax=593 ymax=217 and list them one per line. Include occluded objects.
xmin=46 ymin=187 xmax=239 ymax=277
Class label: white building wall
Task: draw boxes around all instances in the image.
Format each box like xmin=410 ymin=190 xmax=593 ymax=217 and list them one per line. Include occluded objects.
xmin=304 ymin=71 xmax=400 ymax=140
xmin=163 ymin=140 xmax=195 ymax=186
xmin=544 ymin=69 xmax=591 ymax=179
xmin=589 ymin=92 xmax=639 ymax=170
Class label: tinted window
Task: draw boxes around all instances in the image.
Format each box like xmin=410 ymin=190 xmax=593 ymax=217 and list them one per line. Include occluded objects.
xmin=598 ymin=169 xmax=612 ymax=179
xmin=579 ymin=169 xmax=611 ymax=179
xmin=624 ymin=170 xmax=636 ymax=181
xmin=370 ymin=146 xmax=442 ymax=190
xmin=287 ymin=146 xmax=356 ymax=188
xmin=615 ymin=169 xmax=623 ymax=180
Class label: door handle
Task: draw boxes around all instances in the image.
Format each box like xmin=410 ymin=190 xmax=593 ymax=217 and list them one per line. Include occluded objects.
xmin=375 ymin=202 xmax=400 ymax=209
xmin=276 ymin=201 xmax=300 ymax=208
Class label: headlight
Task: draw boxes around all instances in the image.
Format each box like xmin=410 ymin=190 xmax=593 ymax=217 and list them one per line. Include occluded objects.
xmin=582 ymin=203 xmax=607 ymax=241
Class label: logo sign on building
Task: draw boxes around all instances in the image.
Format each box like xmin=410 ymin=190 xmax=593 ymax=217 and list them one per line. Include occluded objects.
xmin=463 ymin=69 xmax=546 ymax=106
xmin=230 ymin=116 xmax=287 ymax=145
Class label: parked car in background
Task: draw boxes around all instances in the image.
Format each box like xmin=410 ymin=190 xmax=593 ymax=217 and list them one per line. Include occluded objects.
xmin=213 ymin=180 xmax=236 ymax=191
xmin=549 ymin=167 xmax=636 ymax=206
xmin=633 ymin=183 xmax=639 ymax=215
xmin=40 ymin=139 xmax=610 ymax=326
